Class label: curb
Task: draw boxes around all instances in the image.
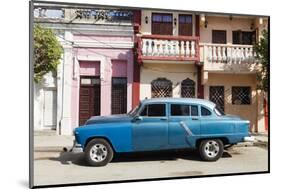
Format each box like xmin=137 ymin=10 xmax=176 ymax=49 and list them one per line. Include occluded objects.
xmin=235 ymin=141 xmax=268 ymax=148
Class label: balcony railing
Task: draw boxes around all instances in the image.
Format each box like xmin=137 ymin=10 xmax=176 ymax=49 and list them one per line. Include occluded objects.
xmin=201 ymin=43 xmax=256 ymax=64
xmin=200 ymin=43 xmax=259 ymax=73
xmin=138 ymin=35 xmax=199 ymax=62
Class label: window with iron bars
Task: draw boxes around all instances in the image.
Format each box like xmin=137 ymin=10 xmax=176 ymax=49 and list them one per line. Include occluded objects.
xmin=232 ymin=86 xmax=251 ymax=105
xmin=151 ymin=78 xmax=173 ymax=98
xmin=181 ymin=78 xmax=195 ymax=98
xmin=111 ymin=77 xmax=127 ymax=114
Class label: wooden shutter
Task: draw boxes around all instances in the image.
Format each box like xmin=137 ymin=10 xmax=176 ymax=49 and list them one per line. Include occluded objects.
xmin=152 ymin=13 xmax=173 ymax=35
xmin=233 ymin=30 xmax=256 ymax=45
xmin=212 ymin=30 xmax=227 ymax=44
xmin=179 ymin=14 xmax=193 ymax=36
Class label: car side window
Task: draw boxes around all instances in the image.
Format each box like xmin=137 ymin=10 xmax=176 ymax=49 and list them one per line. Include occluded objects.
xmin=140 ymin=104 xmax=166 ymax=117
xmin=201 ymin=106 xmax=212 ymax=116
xmin=191 ymin=105 xmax=198 ymax=116
xmin=171 ymin=104 xmax=190 ymax=116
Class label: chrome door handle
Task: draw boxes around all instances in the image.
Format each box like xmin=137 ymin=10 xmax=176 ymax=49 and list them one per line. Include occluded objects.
xmin=160 ymin=117 xmax=168 ymax=121
xmin=192 ymin=118 xmax=199 ymax=120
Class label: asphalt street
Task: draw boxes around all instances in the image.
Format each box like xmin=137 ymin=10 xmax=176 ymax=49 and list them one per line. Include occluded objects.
xmin=33 ymin=145 xmax=268 ymax=186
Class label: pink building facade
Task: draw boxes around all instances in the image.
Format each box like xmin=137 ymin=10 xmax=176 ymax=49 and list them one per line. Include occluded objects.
xmin=71 ymin=35 xmax=134 ymax=127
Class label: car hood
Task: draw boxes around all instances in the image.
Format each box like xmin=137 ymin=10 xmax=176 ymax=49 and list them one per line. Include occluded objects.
xmin=84 ymin=114 xmax=132 ymax=125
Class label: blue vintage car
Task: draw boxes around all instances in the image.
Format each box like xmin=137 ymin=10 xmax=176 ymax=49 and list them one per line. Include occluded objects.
xmin=72 ymin=98 xmax=254 ymax=166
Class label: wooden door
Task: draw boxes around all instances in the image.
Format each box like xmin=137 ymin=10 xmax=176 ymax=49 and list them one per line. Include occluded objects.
xmin=79 ymin=77 xmax=100 ymax=125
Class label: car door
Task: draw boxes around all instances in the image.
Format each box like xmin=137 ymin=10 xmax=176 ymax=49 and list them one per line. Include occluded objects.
xmin=132 ymin=103 xmax=169 ymax=151
xmin=168 ymin=103 xmax=201 ymax=148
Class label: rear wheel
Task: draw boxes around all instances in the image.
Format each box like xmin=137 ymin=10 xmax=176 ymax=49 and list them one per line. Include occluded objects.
xmin=199 ymin=139 xmax=224 ymax=161
xmin=85 ymin=138 xmax=114 ymax=166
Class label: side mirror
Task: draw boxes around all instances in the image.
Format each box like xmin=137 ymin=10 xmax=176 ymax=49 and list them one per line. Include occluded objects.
xmin=133 ymin=116 xmax=143 ymax=122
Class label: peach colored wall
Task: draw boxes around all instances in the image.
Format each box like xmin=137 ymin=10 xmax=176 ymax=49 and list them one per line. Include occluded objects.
xmin=71 ymin=46 xmax=134 ymax=127
xmin=140 ymin=63 xmax=197 ymax=100
xmin=204 ymin=73 xmax=258 ymax=132
xmin=200 ymin=16 xmax=254 ymax=44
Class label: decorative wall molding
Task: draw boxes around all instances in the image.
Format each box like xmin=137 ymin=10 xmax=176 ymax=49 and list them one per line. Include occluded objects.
xmin=73 ymin=40 xmax=134 ymax=49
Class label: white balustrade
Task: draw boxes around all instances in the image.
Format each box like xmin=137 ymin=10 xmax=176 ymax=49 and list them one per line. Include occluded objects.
xmin=169 ymin=41 xmax=174 ymax=56
xmin=186 ymin=41 xmax=190 ymax=57
xmin=180 ymin=41 xmax=185 ymax=57
xmin=191 ymin=41 xmax=195 ymax=57
xmin=222 ymin=47 xmax=227 ymax=61
xmin=217 ymin=46 xmax=222 ymax=62
xmin=147 ymin=40 xmax=152 ymax=56
xmin=175 ymin=41 xmax=180 ymax=57
xmin=159 ymin=40 xmax=164 ymax=56
xmin=204 ymin=44 xmax=255 ymax=64
xmin=141 ymin=37 xmax=198 ymax=59
xmin=212 ymin=46 xmax=217 ymax=62
xmin=207 ymin=46 xmax=213 ymax=61
xmin=164 ymin=42 xmax=169 ymax=56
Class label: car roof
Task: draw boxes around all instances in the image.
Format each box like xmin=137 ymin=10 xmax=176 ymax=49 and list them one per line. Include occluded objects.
xmin=141 ymin=98 xmax=216 ymax=109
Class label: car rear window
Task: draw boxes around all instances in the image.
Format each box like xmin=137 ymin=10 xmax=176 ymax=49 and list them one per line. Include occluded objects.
xmin=201 ymin=106 xmax=212 ymax=116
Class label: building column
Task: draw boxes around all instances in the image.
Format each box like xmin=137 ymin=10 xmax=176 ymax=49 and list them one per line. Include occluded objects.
xmin=58 ymin=31 xmax=73 ymax=135
xmin=132 ymin=10 xmax=141 ymax=108
xmin=197 ymin=65 xmax=204 ymax=99
xmin=100 ymin=57 xmax=112 ymax=116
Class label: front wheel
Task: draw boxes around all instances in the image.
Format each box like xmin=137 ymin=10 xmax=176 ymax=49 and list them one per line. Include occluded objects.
xmin=85 ymin=138 xmax=114 ymax=166
xmin=199 ymin=139 xmax=224 ymax=161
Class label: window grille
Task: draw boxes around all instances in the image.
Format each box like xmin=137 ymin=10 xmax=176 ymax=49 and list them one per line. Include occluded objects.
xmin=181 ymin=78 xmax=195 ymax=98
xmin=232 ymin=87 xmax=251 ymax=105
xmin=112 ymin=77 xmax=127 ymax=114
xmin=209 ymin=86 xmax=225 ymax=112
xmin=151 ymin=78 xmax=173 ymax=98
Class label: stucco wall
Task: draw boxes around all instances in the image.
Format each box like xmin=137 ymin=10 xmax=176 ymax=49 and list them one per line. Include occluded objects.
xmin=203 ymin=73 xmax=260 ymax=132
xmin=140 ymin=63 xmax=197 ymax=100
xmin=141 ymin=10 xmax=196 ymax=36
xmin=200 ymin=16 xmax=254 ymax=44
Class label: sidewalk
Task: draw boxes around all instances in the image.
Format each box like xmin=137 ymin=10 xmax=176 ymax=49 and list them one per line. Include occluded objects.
xmin=34 ymin=130 xmax=74 ymax=151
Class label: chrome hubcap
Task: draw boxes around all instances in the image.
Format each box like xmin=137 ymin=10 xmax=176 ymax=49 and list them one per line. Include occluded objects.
xmin=90 ymin=144 xmax=108 ymax=162
xmin=204 ymin=140 xmax=220 ymax=158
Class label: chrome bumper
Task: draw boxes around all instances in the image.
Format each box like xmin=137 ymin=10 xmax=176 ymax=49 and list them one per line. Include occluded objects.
xmin=69 ymin=140 xmax=83 ymax=153
xmin=244 ymin=136 xmax=256 ymax=142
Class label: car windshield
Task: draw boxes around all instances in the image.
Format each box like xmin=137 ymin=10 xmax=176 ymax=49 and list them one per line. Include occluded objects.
xmin=214 ymin=106 xmax=225 ymax=116
xmin=128 ymin=103 xmax=142 ymax=117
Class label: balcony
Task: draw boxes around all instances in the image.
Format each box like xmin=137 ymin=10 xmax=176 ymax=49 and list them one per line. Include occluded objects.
xmin=200 ymin=43 xmax=260 ymax=73
xmin=137 ymin=35 xmax=200 ymax=63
